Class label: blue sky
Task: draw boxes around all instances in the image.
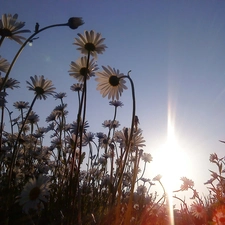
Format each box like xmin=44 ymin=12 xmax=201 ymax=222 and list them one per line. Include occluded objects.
xmin=1 ymin=0 xmax=225 ymax=203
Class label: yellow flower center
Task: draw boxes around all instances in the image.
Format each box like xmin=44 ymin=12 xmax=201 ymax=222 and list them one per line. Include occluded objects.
xmin=109 ymin=75 xmax=119 ymax=86
xmin=29 ymin=186 xmax=41 ymax=200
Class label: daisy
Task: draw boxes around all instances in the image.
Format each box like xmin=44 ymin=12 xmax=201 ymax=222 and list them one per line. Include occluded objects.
xmin=142 ymin=153 xmax=153 ymax=163
xmin=190 ymin=202 xmax=206 ymax=219
xmin=13 ymin=101 xmax=29 ymax=110
xmin=0 ymin=75 xmax=20 ymax=89
xmin=114 ymin=127 xmax=146 ymax=151
xmin=96 ymin=66 xmax=127 ymax=100
xmin=109 ymin=100 xmax=124 ymax=108
xmin=180 ymin=177 xmax=194 ymax=190
xmin=0 ymin=13 xmax=30 ymax=45
xmin=74 ymin=30 xmax=107 ymax=58
xmin=54 ymin=92 xmax=67 ymax=100
xmin=26 ymin=75 xmax=56 ymax=100
xmin=70 ymin=83 xmax=83 ymax=92
xmin=18 ymin=175 xmax=51 ymax=213
xmin=69 ymin=56 xmax=98 ymax=82
xmin=27 ymin=111 xmax=39 ymax=124
xmin=212 ymin=205 xmax=225 ymax=225
xmin=0 ymin=56 xmax=10 ymax=73
xmin=153 ymin=174 xmax=162 ymax=182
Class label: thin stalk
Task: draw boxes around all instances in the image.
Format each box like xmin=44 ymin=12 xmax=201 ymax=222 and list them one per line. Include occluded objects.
xmin=8 ymin=94 xmax=38 ymax=186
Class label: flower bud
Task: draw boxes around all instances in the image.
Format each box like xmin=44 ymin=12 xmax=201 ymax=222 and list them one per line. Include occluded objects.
xmin=67 ymin=17 xmax=84 ymax=29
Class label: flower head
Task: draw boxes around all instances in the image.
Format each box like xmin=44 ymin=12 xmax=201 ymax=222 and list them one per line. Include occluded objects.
xmin=0 ymin=76 xmax=20 ymax=89
xmin=0 ymin=13 xmax=30 ymax=45
xmin=96 ymin=66 xmax=127 ymax=100
xmin=142 ymin=153 xmax=153 ymax=163
xmin=18 ymin=175 xmax=51 ymax=213
xmin=190 ymin=202 xmax=206 ymax=219
xmin=114 ymin=127 xmax=146 ymax=151
xmin=212 ymin=205 xmax=225 ymax=225
xmin=67 ymin=17 xmax=84 ymax=29
xmin=26 ymin=75 xmax=56 ymax=100
xmin=74 ymin=30 xmax=107 ymax=58
xmin=70 ymin=83 xmax=83 ymax=92
xmin=69 ymin=56 xmax=98 ymax=82
xmin=180 ymin=177 xmax=194 ymax=191
xmin=13 ymin=101 xmax=29 ymax=110
xmin=0 ymin=56 xmax=10 ymax=73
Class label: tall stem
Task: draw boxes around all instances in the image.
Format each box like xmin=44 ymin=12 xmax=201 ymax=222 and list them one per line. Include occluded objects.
xmin=8 ymin=94 xmax=38 ymax=186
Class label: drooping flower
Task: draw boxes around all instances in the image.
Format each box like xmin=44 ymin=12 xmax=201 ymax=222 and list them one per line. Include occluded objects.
xmin=190 ymin=202 xmax=206 ymax=219
xmin=74 ymin=30 xmax=107 ymax=58
xmin=96 ymin=66 xmax=127 ymax=100
xmin=18 ymin=175 xmax=51 ymax=213
xmin=0 ymin=13 xmax=30 ymax=45
xmin=0 ymin=56 xmax=10 ymax=73
xmin=69 ymin=56 xmax=98 ymax=82
xmin=26 ymin=75 xmax=56 ymax=100
xmin=67 ymin=17 xmax=84 ymax=29
xmin=153 ymin=174 xmax=162 ymax=181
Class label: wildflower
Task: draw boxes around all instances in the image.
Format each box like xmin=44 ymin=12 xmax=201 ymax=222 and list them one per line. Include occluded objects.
xmin=96 ymin=66 xmax=127 ymax=100
xmin=13 ymin=101 xmax=29 ymax=110
xmin=142 ymin=153 xmax=153 ymax=163
xmin=0 ymin=76 xmax=20 ymax=89
xmin=109 ymin=100 xmax=124 ymax=107
xmin=69 ymin=56 xmax=98 ymax=82
xmin=180 ymin=177 xmax=194 ymax=190
xmin=0 ymin=13 xmax=30 ymax=45
xmin=212 ymin=205 xmax=225 ymax=225
xmin=27 ymin=111 xmax=39 ymax=124
xmin=114 ymin=127 xmax=146 ymax=151
xmin=153 ymin=174 xmax=162 ymax=181
xmin=83 ymin=132 xmax=95 ymax=145
xmin=210 ymin=153 xmax=218 ymax=163
xmin=26 ymin=75 xmax=56 ymax=100
xmin=18 ymin=175 xmax=50 ymax=213
xmin=0 ymin=56 xmax=10 ymax=73
xmin=54 ymin=92 xmax=67 ymax=100
xmin=70 ymin=83 xmax=83 ymax=92
xmin=137 ymin=185 xmax=147 ymax=195
xmin=74 ymin=30 xmax=107 ymax=58
xmin=67 ymin=17 xmax=84 ymax=29
xmin=190 ymin=202 xmax=206 ymax=219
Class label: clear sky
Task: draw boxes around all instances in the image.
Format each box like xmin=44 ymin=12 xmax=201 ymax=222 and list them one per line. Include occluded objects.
xmin=1 ymin=0 xmax=225 ymax=203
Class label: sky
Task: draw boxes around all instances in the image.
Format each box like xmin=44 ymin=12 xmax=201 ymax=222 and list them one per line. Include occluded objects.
xmin=1 ymin=0 xmax=225 ymax=205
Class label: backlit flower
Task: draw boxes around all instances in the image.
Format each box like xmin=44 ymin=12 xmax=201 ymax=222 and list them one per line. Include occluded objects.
xmin=70 ymin=83 xmax=83 ymax=92
xmin=74 ymin=30 xmax=107 ymax=58
xmin=180 ymin=177 xmax=194 ymax=190
xmin=96 ymin=66 xmax=127 ymax=100
xmin=212 ymin=205 xmax=225 ymax=225
xmin=0 ymin=13 xmax=30 ymax=45
xmin=190 ymin=202 xmax=206 ymax=219
xmin=109 ymin=100 xmax=124 ymax=107
xmin=153 ymin=174 xmax=162 ymax=181
xmin=18 ymin=175 xmax=50 ymax=213
xmin=26 ymin=75 xmax=56 ymax=100
xmin=114 ymin=127 xmax=146 ymax=151
xmin=13 ymin=101 xmax=29 ymax=110
xmin=0 ymin=76 xmax=20 ymax=89
xmin=69 ymin=56 xmax=98 ymax=82
xmin=0 ymin=56 xmax=10 ymax=73
xmin=142 ymin=153 xmax=153 ymax=163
